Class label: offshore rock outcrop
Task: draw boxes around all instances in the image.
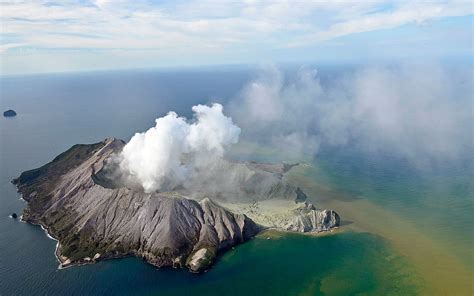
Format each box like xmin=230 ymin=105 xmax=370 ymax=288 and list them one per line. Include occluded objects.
xmin=13 ymin=138 xmax=340 ymax=273
xmin=3 ymin=109 xmax=16 ymax=117
xmin=283 ymin=202 xmax=340 ymax=233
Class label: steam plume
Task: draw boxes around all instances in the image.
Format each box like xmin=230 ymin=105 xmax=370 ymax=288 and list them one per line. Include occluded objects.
xmin=119 ymin=103 xmax=240 ymax=192
xmin=118 ymin=62 xmax=471 ymax=195
xmin=229 ymin=63 xmax=472 ymax=166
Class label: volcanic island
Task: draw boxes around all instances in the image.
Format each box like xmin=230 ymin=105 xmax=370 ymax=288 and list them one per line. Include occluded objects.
xmin=13 ymin=138 xmax=340 ymax=272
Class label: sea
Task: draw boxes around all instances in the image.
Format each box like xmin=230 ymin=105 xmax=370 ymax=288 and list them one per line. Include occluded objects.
xmin=0 ymin=65 xmax=472 ymax=295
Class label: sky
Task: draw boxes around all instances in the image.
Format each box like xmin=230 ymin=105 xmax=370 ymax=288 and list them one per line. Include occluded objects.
xmin=0 ymin=0 xmax=473 ymax=75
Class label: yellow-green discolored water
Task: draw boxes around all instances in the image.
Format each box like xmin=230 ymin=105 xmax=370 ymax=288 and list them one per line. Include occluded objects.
xmin=286 ymin=163 xmax=473 ymax=295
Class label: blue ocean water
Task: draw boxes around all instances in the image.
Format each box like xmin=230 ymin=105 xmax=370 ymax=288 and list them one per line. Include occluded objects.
xmin=0 ymin=66 xmax=471 ymax=295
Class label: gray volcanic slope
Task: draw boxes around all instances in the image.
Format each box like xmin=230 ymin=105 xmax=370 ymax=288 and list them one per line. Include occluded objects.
xmin=13 ymin=138 xmax=339 ymax=272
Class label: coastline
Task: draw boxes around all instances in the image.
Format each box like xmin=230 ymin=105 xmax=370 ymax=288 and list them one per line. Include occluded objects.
xmin=22 ymin=215 xmax=104 ymax=270
xmin=221 ymin=199 xmax=340 ymax=233
xmin=16 ymin=187 xmax=77 ymax=270
xmin=26 ymin=219 xmax=69 ymax=270
xmin=19 ymin=195 xmax=341 ymax=272
xmin=31 ymin=218 xmax=139 ymax=270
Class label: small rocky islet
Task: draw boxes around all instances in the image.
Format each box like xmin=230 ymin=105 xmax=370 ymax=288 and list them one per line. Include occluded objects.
xmin=3 ymin=109 xmax=17 ymax=117
xmin=12 ymin=138 xmax=340 ymax=273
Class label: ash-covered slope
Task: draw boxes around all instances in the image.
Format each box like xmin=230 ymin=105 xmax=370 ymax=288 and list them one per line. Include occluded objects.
xmin=13 ymin=138 xmax=340 ymax=272
xmin=175 ymin=160 xmax=308 ymax=202
xmin=13 ymin=138 xmax=258 ymax=272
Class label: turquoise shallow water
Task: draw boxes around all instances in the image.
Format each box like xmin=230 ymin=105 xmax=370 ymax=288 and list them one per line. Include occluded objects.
xmin=1 ymin=68 xmax=471 ymax=295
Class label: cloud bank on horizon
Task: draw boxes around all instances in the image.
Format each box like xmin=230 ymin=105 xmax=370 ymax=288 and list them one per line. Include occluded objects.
xmin=1 ymin=0 xmax=473 ymax=74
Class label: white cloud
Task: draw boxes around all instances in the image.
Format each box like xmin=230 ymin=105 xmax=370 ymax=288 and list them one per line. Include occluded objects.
xmin=1 ymin=0 xmax=471 ymax=53
xmin=0 ymin=0 xmax=472 ymax=74
xmin=0 ymin=42 xmax=27 ymax=53
xmin=286 ymin=1 xmax=474 ymax=47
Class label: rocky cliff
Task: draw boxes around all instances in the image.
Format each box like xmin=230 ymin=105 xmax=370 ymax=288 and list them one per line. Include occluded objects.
xmin=283 ymin=202 xmax=340 ymax=232
xmin=13 ymin=138 xmax=339 ymax=272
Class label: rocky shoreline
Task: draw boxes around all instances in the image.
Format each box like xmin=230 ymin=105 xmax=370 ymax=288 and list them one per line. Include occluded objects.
xmin=13 ymin=138 xmax=340 ymax=273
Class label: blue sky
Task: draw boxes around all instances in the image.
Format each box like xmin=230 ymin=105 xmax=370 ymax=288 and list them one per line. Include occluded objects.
xmin=1 ymin=0 xmax=472 ymax=75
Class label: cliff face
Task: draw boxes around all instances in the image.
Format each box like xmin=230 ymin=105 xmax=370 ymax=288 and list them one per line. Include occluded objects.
xmin=13 ymin=138 xmax=340 ymax=272
xmin=283 ymin=202 xmax=340 ymax=233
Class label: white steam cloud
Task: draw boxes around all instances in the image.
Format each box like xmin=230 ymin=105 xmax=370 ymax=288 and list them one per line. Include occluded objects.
xmin=116 ymin=62 xmax=471 ymax=194
xmin=119 ymin=103 xmax=240 ymax=192
xmin=229 ymin=63 xmax=472 ymax=165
